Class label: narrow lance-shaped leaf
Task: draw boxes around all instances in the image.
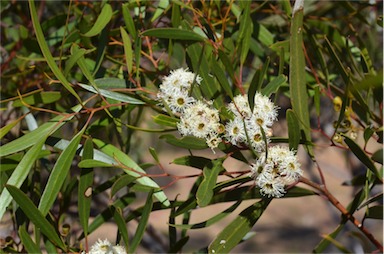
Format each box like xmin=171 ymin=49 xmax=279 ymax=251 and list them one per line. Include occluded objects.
xmin=170 ymin=200 xmax=242 ymax=229
xmin=92 ymin=139 xmax=170 ymax=206
xmin=286 ymin=109 xmax=300 ymax=151
xmin=38 ymin=127 xmax=85 ymax=216
xmin=0 ymin=137 xmax=46 ymax=220
xmin=78 ymin=137 xmax=94 ymax=237
xmin=111 ymin=206 xmax=130 ymax=249
xmin=122 ymin=3 xmax=137 ymax=38
xmin=78 ymin=84 xmax=144 ymax=104
xmin=19 ymin=225 xmax=42 ymax=254
xmin=0 ymin=114 xmax=26 ymax=139
xmin=343 ymin=135 xmax=380 ymax=178
xmin=6 ymin=185 xmax=66 ymax=250
xmin=129 ymin=190 xmax=154 ymax=253
xmin=196 ymin=157 xmax=225 ymax=207
xmin=28 ymin=0 xmax=82 ymax=103
xmin=208 ymin=198 xmax=272 ymax=253
xmin=289 ymin=0 xmax=312 ymax=151
xmin=141 ymin=28 xmax=205 ymax=41
xmin=0 ymin=104 xmax=82 ymax=157
xmin=120 ymin=27 xmax=133 ymax=74
xmin=83 ymin=3 xmax=112 ymax=37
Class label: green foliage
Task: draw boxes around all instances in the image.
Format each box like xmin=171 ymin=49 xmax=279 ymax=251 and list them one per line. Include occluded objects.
xmin=0 ymin=0 xmax=382 ymax=253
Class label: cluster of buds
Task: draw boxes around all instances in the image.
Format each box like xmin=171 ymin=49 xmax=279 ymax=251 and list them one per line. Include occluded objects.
xmin=157 ymin=68 xmax=303 ymax=198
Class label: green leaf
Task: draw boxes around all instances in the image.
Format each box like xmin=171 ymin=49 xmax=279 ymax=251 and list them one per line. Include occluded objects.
xmin=196 ymin=158 xmax=225 ymax=207
xmin=0 ymin=115 xmax=25 ymax=139
xmin=151 ymin=0 xmax=169 ymax=21
xmin=208 ymin=198 xmax=272 ymax=253
xmin=172 ymin=155 xmax=211 ymax=170
xmin=83 ymin=3 xmax=113 ymax=37
xmin=170 ymin=200 xmax=242 ymax=229
xmin=160 ymin=134 xmax=208 ymax=149
xmin=0 ymin=104 xmax=82 ymax=157
xmin=5 ymin=185 xmax=66 ymax=250
xmin=82 ymin=193 xmax=135 ymax=239
xmin=120 ymin=27 xmax=133 ymax=74
xmin=12 ymin=92 xmax=61 ymax=107
xmin=70 ymin=44 xmax=96 ymax=86
xmin=371 ymin=149 xmax=383 ymax=165
xmin=78 ymin=159 xmax=113 ymax=168
xmin=286 ymin=109 xmax=300 ymax=151
xmin=92 ymin=139 xmax=170 ymax=206
xmin=28 ymin=0 xmax=82 ymax=103
xmin=141 ymin=28 xmax=205 ymax=41
xmin=19 ymin=225 xmax=42 ymax=254
xmin=64 ymin=46 xmax=88 ymax=77
xmin=110 ymin=174 xmax=136 ymax=197
xmin=78 ymin=137 xmax=94 ymax=237
xmin=289 ymin=2 xmax=312 ymax=152
xmin=94 ymin=78 xmax=128 ymax=89
xmin=152 ymin=114 xmax=179 ymax=128
xmin=249 ymin=57 xmax=270 ymax=110
xmin=122 ymin=3 xmax=136 ymax=38
xmin=365 ymin=205 xmax=383 ymax=220
xmin=261 ymin=74 xmax=288 ymax=97
xmin=111 ymin=206 xmax=130 ymax=249
xmin=343 ymin=135 xmax=380 ymax=178
xmin=0 ymin=137 xmax=46 ymax=220
xmin=129 ymin=190 xmax=154 ymax=253
xmin=78 ymin=83 xmax=144 ymax=104
xmin=38 ymin=127 xmax=85 ymax=216
xmin=210 ymin=54 xmax=234 ymax=99
xmin=187 ymin=44 xmax=221 ymax=104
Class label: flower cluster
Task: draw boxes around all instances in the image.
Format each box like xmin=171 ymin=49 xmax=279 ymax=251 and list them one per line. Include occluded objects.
xmin=83 ymin=239 xmax=126 ymax=254
xmin=225 ymin=94 xmax=277 ymax=153
xmin=250 ymin=146 xmax=303 ymax=198
xmin=157 ymin=69 xmax=303 ymax=197
xmin=157 ymin=68 xmax=202 ymax=114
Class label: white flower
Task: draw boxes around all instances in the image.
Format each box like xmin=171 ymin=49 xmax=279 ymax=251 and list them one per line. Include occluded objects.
xmin=224 ymin=93 xmax=277 ymax=149
xmin=206 ymin=133 xmax=222 ymax=152
xmin=252 ymin=92 xmax=278 ymax=129
xmin=161 ymin=68 xmax=202 ymax=91
xmin=228 ymin=94 xmax=252 ymax=119
xmin=177 ymin=100 xmax=220 ymax=139
xmin=157 ymin=68 xmax=201 ymax=114
xmin=250 ymin=146 xmax=302 ymax=198
xmin=224 ymin=118 xmax=246 ymax=145
xmin=88 ymin=239 xmax=127 ymax=254
xmin=162 ymin=89 xmax=196 ymax=114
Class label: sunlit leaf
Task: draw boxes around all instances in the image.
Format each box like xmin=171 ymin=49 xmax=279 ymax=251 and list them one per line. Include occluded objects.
xmin=83 ymin=3 xmax=112 ymax=37
xmin=92 ymin=139 xmax=170 ymax=206
xmin=38 ymin=127 xmax=85 ymax=216
xmin=0 ymin=137 xmax=46 ymax=220
xmin=0 ymin=104 xmax=82 ymax=157
xmin=78 ymin=84 xmax=144 ymax=104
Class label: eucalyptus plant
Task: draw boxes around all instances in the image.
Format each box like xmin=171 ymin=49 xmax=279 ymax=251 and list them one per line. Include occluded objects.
xmin=0 ymin=0 xmax=382 ymax=253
